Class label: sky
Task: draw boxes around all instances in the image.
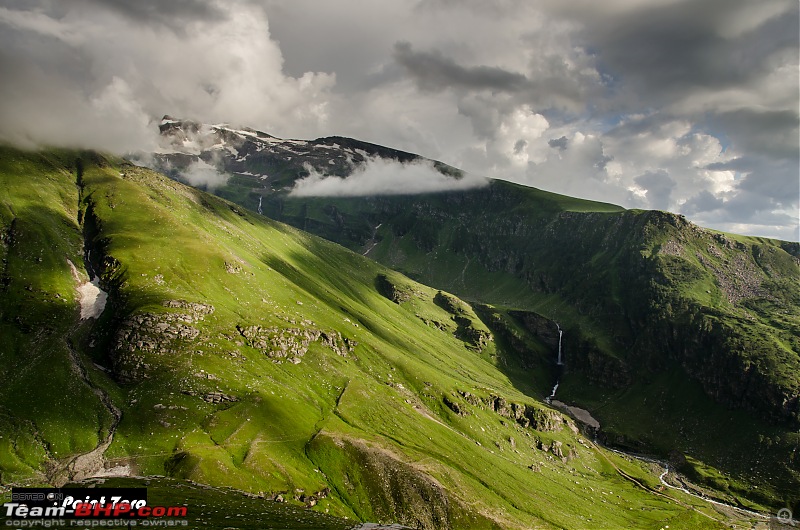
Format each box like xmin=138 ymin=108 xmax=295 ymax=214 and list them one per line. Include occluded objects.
xmin=0 ymin=0 xmax=798 ymax=240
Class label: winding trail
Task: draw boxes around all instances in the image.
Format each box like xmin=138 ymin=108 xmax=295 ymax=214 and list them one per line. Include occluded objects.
xmin=599 ymin=445 xmax=769 ymax=520
xmin=585 ymin=440 xmax=722 ymax=522
xmin=656 ymin=463 xmax=768 ymax=519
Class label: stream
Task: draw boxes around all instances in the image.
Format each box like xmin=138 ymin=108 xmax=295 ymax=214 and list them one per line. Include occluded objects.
xmin=593 ymin=431 xmax=770 ymax=520
xmin=545 ymin=323 xmax=770 ymax=520
xmin=58 ymin=258 xmax=124 ymax=484
xmin=556 ymin=323 xmax=563 ymax=365
xmin=362 ymin=223 xmax=382 ymax=255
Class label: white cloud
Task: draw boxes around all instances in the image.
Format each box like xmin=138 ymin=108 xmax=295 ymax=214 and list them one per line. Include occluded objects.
xmin=0 ymin=0 xmax=796 ymax=239
xmin=0 ymin=0 xmax=334 ymax=152
xmin=175 ymin=158 xmax=229 ymax=190
xmin=290 ymin=157 xmax=488 ymax=197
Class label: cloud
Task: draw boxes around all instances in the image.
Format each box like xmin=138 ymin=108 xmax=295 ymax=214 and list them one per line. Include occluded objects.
xmin=548 ymin=136 xmax=568 ymax=150
xmin=393 ymin=39 xmax=605 ymax=115
xmin=0 ymin=60 xmax=157 ymax=152
xmin=0 ymin=0 xmax=796 ymax=239
xmin=393 ymin=42 xmax=529 ymax=92
xmin=0 ymin=0 xmax=334 ymax=153
xmin=175 ymin=158 xmax=229 ymax=190
xmin=707 ymin=109 xmax=799 ymax=159
xmin=290 ymin=157 xmax=488 ymax=197
xmin=73 ymin=0 xmax=225 ymax=26
xmin=633 ymin=170 xmax=676 ymax=210
xmin=546 ymin=0 xmax=797 ymax=98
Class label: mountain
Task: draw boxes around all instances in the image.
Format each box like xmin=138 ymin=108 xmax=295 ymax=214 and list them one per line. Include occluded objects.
xmin=144 ymin=117 xmax=800 ymax=513
xmin=1 ymin=146 xmax=757 ymax=528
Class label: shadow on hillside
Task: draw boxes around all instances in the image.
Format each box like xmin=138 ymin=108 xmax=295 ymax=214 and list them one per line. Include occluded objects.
xmin=258 ymin=238 xmax=563 ymax=403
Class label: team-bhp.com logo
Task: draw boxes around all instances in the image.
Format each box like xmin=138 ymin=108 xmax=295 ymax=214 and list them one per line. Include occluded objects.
xmin=4 ymin=487 xmax=187 ymax=525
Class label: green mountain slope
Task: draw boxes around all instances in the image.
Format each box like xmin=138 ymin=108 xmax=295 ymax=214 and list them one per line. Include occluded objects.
xmin=145 ymin=120 xmax=799 ymax=513
xmin=0 ymin=146 xmax=753 ymax=528
xmin=269 ymin=183 xmax=800 ymax=511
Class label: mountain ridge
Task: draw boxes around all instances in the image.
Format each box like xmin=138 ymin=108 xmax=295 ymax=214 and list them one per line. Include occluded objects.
xmin=3 ymin=145 xmax=758 ymax=528
xmin=142 ymin=118 xmax=800 ymax=512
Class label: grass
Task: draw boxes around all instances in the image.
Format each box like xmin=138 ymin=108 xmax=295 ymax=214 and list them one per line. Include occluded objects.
xmin=0 ymin=146 xmax=785 ymax=528
xmin=252 ymin=176 xmax=800 ymax=513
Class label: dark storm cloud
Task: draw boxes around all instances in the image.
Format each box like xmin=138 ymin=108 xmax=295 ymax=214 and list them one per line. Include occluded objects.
xmin=393 ymin=42 xmax=529 ymax=92
xmin=707 ymin=109 xmax=800 ymax=159
xmin=681 ymin=190 xmax=724 ymax=215
xmin=553 ymin=0 xmax=798 ymax=98
xmin=736 ymin=159 xmax=800 ymax=208
xmin=548 ymin=136 xmax=568 ymax=150
xmin=634 ymin=170 xmax=676 ymax=210
xmin=394 ymin=41 xmax=605 ymax=116
xmin=75 ymin=0 xmax=225 ymax=25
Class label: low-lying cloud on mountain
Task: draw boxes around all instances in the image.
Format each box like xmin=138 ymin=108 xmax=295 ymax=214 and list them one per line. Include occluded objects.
xmin=174 ymin=158 xmax=229 ymax=190
xmin=291 ymin=158 xmax=487 ymax=197
xmin=0 ymin=0 xmax=333 ymax=153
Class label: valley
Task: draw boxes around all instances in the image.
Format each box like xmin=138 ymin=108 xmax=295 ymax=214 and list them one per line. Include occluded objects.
xmin=145 ymin=119 xmax=800 ymax=515
xmin=0 ymin=142 xmax=796 ymax=529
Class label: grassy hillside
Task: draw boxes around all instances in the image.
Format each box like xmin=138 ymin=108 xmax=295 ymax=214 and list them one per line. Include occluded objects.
xmin=0 ymin=146 xmax=757 ymax=528
xmin=268 ymin=186 xmax=799 ymax=507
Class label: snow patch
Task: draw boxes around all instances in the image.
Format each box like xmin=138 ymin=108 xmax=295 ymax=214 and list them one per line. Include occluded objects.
xmin=78 ymin=277 xmax=107 ymax=320
xmin=68 ymin=260 xmax=107 ymax=320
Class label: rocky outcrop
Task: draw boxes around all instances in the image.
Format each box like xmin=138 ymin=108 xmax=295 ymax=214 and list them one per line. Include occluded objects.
xmin=535 ymin=439 xmax=577 ymax=463
xmin=202 ymin=391 xmax=237 ymax=404
xmin=113 ymin=300 xmax=214 ymax=381
xmin=443 ymin=395 xmax=466 ymax=416
xmin=488 ymin=397 xmax=574 ymax=433
xmin=695 ymin=247 xmax=766 ymax=305
xmin=432 ymin=292 xmax=492 ymax=350
xmin=237 ymin=325 xmax=355 ymax=364
xmin=458 ymin=391 xmax=481 ymax=406
xmin=508 ymin=310 xmax=560 ymax=349
xmin=433 ymin=291 xmax=463 ymax=314
xmin=445 ymin=392 xmax=574 ymax=433
xmin=452 ymin=315 xmax=492 ymax=350
xmin=161 ymin=299 xmax=215 ymax=320
xmin=224 ymin=261 xmax=242 ymax=274
xmin=375 ymin=274 xmax=412 ymax=304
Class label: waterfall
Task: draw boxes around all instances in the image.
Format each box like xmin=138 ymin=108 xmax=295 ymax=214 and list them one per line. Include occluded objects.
xmin=257 ymin=196 xmax=263 ymax=215
xmin=546 ymin=380 xmax=559 ymax=403
xmin=556 ymin=323 xmax=563 ymax=365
